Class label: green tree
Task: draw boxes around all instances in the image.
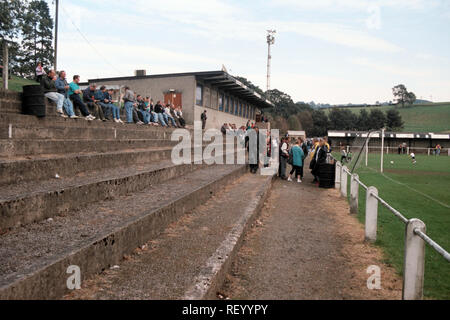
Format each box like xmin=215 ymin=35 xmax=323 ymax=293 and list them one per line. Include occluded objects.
xmin=311 ymin=109 xmax=329 ymax=137
xmin=328 ymin=108 xmax=358 ymax=130
xmin=297 ymin=110 xmax=314 ymax=136
xmin=385 ymin=109 xmax=404 ymax=131
xmin=406 ymin=91 xmax=416 ymax=106
xmin=287 ymin=115 xmax=301 ymax=130
xmin=368 ymin=109 xmax=386 ymax=130
xmin=17 ymin=0 xmax=54 ymax=78
xmin=0 ymin=0 xmax=24 ymax=75
xmin=0 ymin=0 xmax=24 ymax=41
xmin=357 ymin=109 xmax=370 ymax=131
xmin=393 ymin=84 xmax=416 ymax=107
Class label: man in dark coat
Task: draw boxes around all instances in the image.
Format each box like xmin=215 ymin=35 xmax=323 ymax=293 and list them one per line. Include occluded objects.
xmin=201 ymin=110 xmax=207 ymax=129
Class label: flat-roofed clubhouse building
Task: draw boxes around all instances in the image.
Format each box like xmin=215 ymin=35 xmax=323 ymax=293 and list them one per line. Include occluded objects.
xmin=87 ymin=70 xmax=274 ymax=129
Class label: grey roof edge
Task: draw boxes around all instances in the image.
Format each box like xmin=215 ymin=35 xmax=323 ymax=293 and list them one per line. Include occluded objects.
xmin=87 ymin=70 xmax=274 ymax=109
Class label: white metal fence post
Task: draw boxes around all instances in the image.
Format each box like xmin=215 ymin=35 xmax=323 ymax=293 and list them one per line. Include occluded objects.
xmin=365 ymin=186 xmax=378 ymax=242
xmin=335 ymin=161 xmax=341 ymax=190
xmin=340 ymin=166 xmax=348 ymax=198
xmin=403 ymin=219 xmax=426 ymax=300
xmin=350 ymin=174 xmax=359 ymax=214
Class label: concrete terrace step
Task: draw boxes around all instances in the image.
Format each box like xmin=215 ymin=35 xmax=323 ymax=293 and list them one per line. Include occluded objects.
xmin=0 ymin=114 xmax=183 ymax=140
xmin=64 ymin=173 xmax=274 ymax=300
xmin=0 ymin=153 xmax=234 ymax=230
xmin=0 ymin=147 xmax=177 ymax=186
xmin=0 ymin=139 xmax=178 ymax=157
xmin=0 ymin=164 xmax=250 ymax=299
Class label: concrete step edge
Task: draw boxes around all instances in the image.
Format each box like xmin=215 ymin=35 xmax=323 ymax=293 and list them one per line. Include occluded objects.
xmin=183 ymin=174 xmax=275 ymax=300
xmin=0 ymin=165 xmax=248 ymax=300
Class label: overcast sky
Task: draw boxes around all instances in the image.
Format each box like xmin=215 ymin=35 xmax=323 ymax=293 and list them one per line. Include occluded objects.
xmin=50 ymin=0 xmax=450 ymax=104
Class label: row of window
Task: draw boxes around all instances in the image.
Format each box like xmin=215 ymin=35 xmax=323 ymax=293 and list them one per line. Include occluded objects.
xmin=196 ymin=84 xmax=256 ymax=119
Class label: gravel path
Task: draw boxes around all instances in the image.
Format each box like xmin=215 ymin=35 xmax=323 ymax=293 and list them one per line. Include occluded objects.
xmin=221 ymin=166 xmax=403 ymax=300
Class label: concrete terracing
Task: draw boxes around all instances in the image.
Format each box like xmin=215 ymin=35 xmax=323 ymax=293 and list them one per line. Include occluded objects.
xmin=0 ymin=89 xmax=274 ymax=300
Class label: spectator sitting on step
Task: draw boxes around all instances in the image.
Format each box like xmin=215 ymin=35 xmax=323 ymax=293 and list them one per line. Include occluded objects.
xmin=83 ymin=84 xmax=106 ymax=121
xmin=136 ymin=95 xmax=151 ymax=125
xmin=94 ymin=86 xmax=114 ymax=121
xmin=105 ymin=88 xmax=123 ymax=123
xmin=68 ymin=75 xmax=95 ymax=120
xmin=154 ymin=101 xmax=168 ymax=127
xmin=55 ymin=70 xmax=79 ymax=119
xmin=175 ymin=106 xmax=186 ymax=128
xmin=40 ymin=69 xmax=66 ymax=117
xmin=169 ymin=104 xmax=180 ymax=127
xmin=164 ymin=103 xmax=178 ymax=127
xmin=144 ymin=97 xmax=158 ymax=126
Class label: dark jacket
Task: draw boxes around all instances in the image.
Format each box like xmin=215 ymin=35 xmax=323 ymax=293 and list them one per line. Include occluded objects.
xmin=41 ymin=76 xmax=57 ymax=93
xmin=312 ymin=146 xmax=327 ymax=175
xmin=94 ymin=90 xmax=106 ymax=102
xmin=83 ymin=88 xmax=95 ymax=103
xmin=201 ymin=112 xmax=207 ymax=121
xmin=154 ymin=103 xmax=164 ymax=113
xmin=137 ymin=99 xmax=147 ymax=111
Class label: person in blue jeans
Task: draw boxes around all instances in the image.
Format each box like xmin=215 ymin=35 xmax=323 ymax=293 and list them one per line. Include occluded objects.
xmin=55 ymin=70 xmax=78 ymax=118
xmin=288 ymin=138 xmax=305 ymax=183
xmin=123 ymin=86 xmax=136 ymax=123
xmin=145 ymin=97 xmax=159 ymax=126
xmin=94 ymin=87 xmax=113 ymax=120
xmin=154 ymin=101 xmax=167 ymax=127
xmin=164 ymin=104 xmax=178 ymax=127
xmin=107 ymin=88 xmax=123 ymax=123
xmin=97 ymin=86 xmax=122 ymax=123
xmin=136 ymin=95 xmax=151 ymax=124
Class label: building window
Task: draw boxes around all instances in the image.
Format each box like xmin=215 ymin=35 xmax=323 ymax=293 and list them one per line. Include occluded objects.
xmin=225 ymin=96 xmax=229 ymax=113
xmin=234 ymin=101 xmax=239 ymax=116
xmin=196 ymin=84 xmax=203 ymax=106
xmin=245 ymin=104 xmax=248 ymax=118
xmin=229 ymin=98 xmax=234 ymax=114
xmin=219 ymin=94 xmax=224 ymax=111
xmin=239 ymin=102 xmax=243 ymax=117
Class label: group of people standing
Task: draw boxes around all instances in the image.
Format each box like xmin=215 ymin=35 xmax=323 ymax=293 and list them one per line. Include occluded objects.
xmin=279 ymin=137 xmax=307 ymax=183
xmin=279 ymin=136 xmax=331 ymax=185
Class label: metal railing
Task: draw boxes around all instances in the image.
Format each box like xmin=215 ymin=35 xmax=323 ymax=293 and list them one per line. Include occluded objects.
xmin=338 ymin=145 xmax=449 ymax=156
xmin=334 ymin=161 xmax=450 ymax=300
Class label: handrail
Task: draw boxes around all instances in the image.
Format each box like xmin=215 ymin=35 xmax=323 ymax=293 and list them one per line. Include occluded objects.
xmin=414 ymin=229 xmax=450 ymax=262
xmin=370 ymin=192 xmax=409 ymax=224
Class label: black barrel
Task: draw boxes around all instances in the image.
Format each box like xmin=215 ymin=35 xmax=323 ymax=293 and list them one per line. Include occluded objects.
xmin=318 ymin=163 xmax=335 ymax=189
xmin=22 ymin=85 xmax=46 ymax=117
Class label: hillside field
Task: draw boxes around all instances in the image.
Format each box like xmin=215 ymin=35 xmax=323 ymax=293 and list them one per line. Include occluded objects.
xmin=0 ymin=75 xmax=38 ymax=92
xmin=325 ymin=103 xmax=450 ymax=133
